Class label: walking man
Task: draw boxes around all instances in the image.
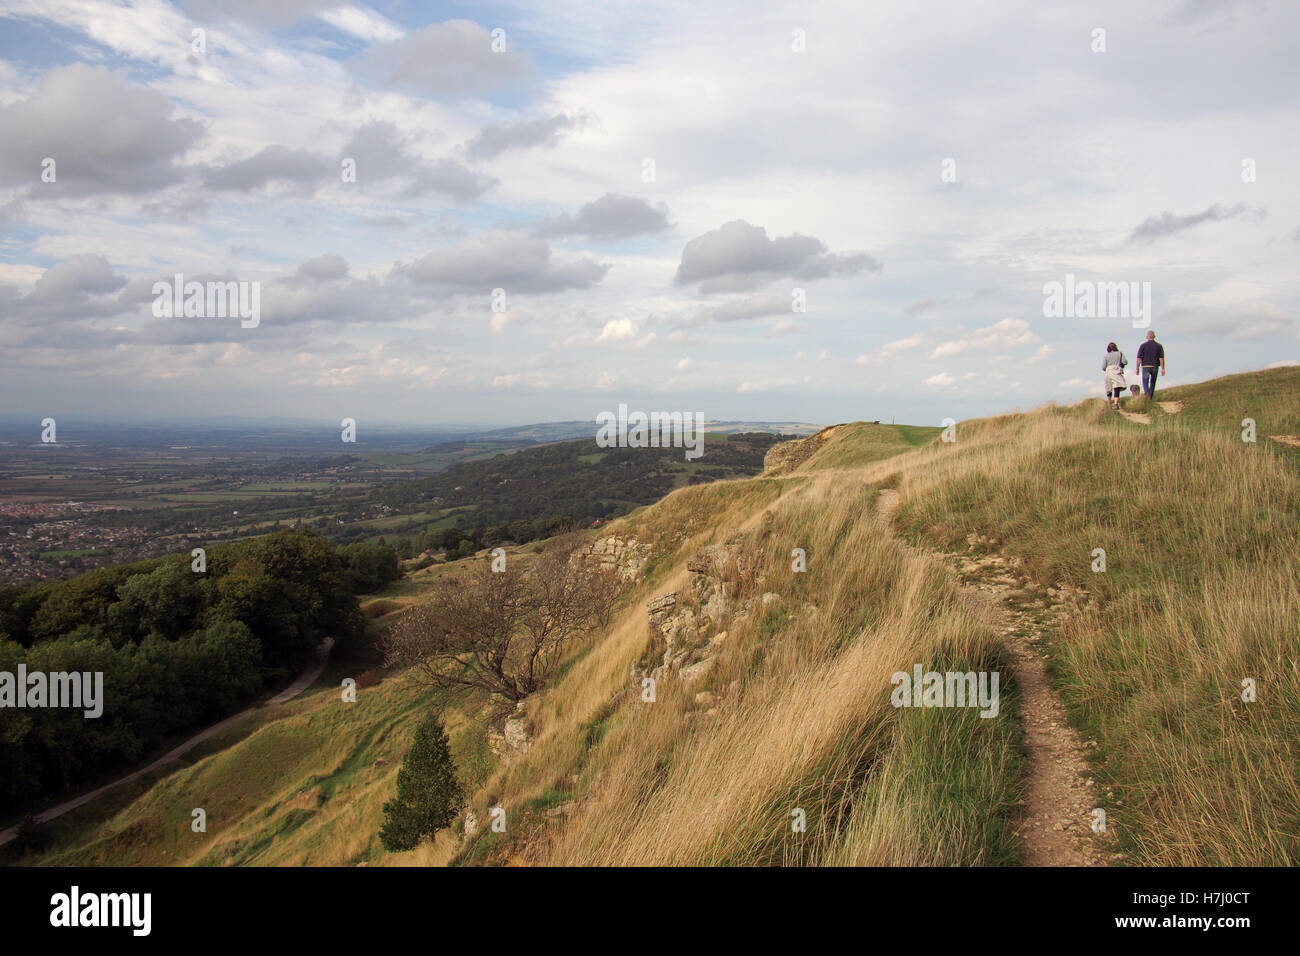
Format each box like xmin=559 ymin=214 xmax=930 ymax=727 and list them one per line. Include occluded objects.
xmin=1136 ymin=330 xmax=1165 ymax=399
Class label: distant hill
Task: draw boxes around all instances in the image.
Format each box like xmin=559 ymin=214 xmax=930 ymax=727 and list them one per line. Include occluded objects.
xmin=366 ymin=430 xmax=788 ymax=540
xmin=421 ymin=420 xmax=824 ymax=449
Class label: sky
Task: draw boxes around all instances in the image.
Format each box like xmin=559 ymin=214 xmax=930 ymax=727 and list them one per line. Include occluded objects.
xmin=0 ymin=0 xmax=1297 ymax=429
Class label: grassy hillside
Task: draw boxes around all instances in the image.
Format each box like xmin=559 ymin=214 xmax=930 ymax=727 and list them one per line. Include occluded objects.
xmin=496 ymin=472 xmax=1021 ymax=865
xmin=370 ymin=430 xmax=784 ymax=531
xmin=2 ymin=615 xmax=482 ymax=867
xmin=10 ymin=368 xmax=1296 ymax=867
xmin=761 ymin=421 xmax=938 ymax=475
xmin=1156 ymin=365 xmax=1300 ymax=435
xmin=890 ymin=367 xmax=1300 ymax=864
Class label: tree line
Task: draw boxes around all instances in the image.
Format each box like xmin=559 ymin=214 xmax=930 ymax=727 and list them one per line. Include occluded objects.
xmin=0 ymin=530 xmax=398 ymax=814
xmin=390 ymin=516 xmax=581 ymax=565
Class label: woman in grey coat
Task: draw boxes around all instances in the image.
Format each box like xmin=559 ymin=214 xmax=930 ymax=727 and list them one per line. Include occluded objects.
xmin=1103 ymin=342 xmax=1128 ymax=410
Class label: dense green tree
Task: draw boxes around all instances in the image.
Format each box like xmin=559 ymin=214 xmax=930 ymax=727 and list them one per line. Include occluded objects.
xmin=379 ymin=714 xmax=464 ymax=851
xmin=28 ymin=561 xmax=164 ymax=645
xmin=338 ymin=540 xmax=401 ymax=594
xmin=0 ymin=528 xmax=367 ymax=814
xmin=195 ymin=620 xmax=264 ymax=713
xmin=108 ymin=560 xmax=203 ymax=643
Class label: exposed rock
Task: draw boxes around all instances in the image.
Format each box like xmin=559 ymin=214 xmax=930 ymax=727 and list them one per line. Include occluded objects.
xmin=503 ymin=717 xmax=531 ymax=755
xmin=663 ymin=607 xmax=698 ymax=644
xmin=680 ymin=658 xmax=714 ymax=685
xmin=703 ymin=598 xmax=725 ymax=624
xmin=629 ymin=533 xmax=755 ymax=700
xmin=761 ymin=424 xmax=844 ymax=476
xmin=761 ymin=591 xmax=780 ymax=607
xmin=694 ymin=691 xmax=718 ymax=708
xmin=583 ymin=535 xmax=653 ymax=582
xmin=646 ymin=592 xmax=678 ymax=617
xmin=464 ymin=811 xmax=479 ymax=837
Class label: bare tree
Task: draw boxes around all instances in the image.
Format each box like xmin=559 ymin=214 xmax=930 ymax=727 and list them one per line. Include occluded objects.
xmin=383 ymin=536 xmax=620 ymax=703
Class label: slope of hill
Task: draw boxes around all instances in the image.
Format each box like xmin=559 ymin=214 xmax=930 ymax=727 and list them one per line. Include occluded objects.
xmin=9 ymin=368 xmax=1297 ymax=867
xmin=367 ymin=430 xmax=786 ymax=534
xmin=457 ymin=420 xmax=824 ymax=444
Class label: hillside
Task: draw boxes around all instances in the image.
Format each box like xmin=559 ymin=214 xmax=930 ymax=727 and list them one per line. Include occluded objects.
xmin=358 ymin=430 xmax=786 ymax=545
xmin=8 ymin=368 xmax=1297 ymax=867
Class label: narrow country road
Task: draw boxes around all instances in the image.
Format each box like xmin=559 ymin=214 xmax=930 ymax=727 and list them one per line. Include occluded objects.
xmin=0 ymin=637 xmax=334 ymax=849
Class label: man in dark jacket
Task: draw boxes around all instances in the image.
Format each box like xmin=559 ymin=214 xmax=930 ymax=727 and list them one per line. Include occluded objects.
xmin=1136 ymin=330 xmax=1165 ymax=399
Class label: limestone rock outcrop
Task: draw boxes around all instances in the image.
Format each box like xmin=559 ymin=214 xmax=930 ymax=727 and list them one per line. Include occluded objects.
xmin=582 ymin=535 xmax=652 ymax=582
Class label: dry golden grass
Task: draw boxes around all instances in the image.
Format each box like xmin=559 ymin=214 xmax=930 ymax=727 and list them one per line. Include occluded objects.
xmin=889 ymin=386 xmax=1300 ymax=865
xmin=462 ymin=469 xmax=1019 ymax=866
xmin=462 ymin=370 xmax=1299 ymax=867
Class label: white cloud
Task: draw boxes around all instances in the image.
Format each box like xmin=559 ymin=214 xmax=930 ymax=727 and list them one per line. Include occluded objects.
xmin=738 ymin=378 xmax=799 ymax=393
xmin=1054 ymin=377 xmax=1093 ymax=392
xmin=596 ymin=318 xmax=638 ymax=342
xmin=931 ymin=319 xmax=1040 ymax=359
xmin=317 ymin=5 xmax=403 ymax=42
xmin=860 ymin=333 xmax=923 ymax=365
xmin=3 ymin=1 xmax=1300 ymax=425
xmin=490 ymin=311 xmax=523 ymax=334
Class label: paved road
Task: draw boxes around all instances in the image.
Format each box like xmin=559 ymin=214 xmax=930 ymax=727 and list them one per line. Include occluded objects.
xmin=0 ymin=638 xmax=334 ymax=849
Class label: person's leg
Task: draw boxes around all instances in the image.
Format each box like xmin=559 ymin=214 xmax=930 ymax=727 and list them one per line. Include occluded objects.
xmin=1142 ymin=366 xmax=1156 ymax=398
